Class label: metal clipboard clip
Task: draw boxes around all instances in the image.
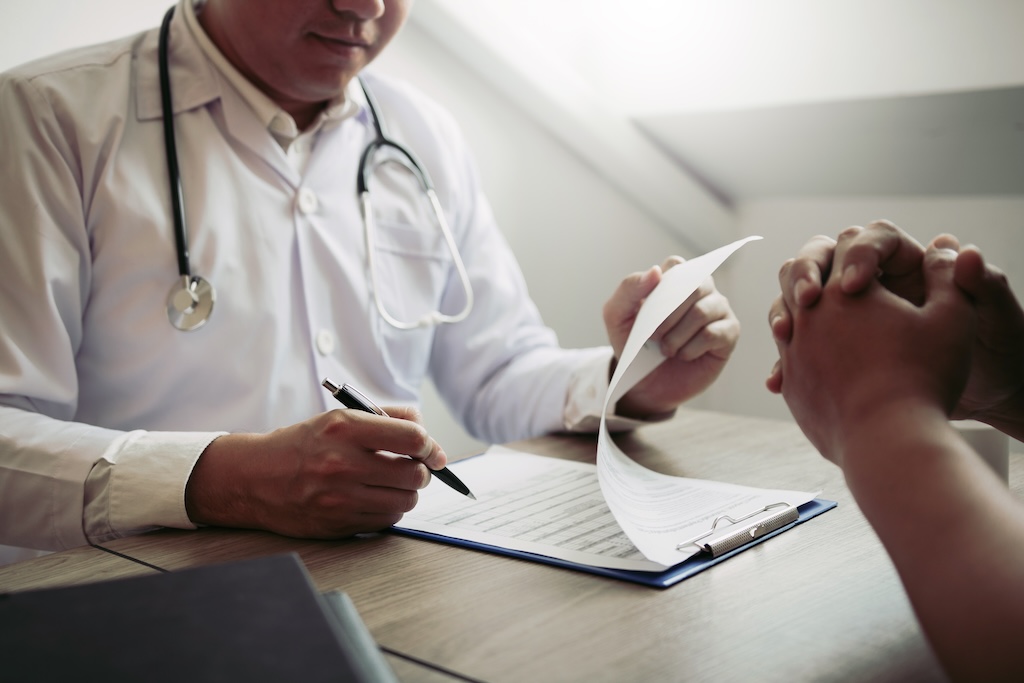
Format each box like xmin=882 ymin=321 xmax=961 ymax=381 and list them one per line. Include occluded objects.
xmin=676 ymin=502 xmax=799 ymax=558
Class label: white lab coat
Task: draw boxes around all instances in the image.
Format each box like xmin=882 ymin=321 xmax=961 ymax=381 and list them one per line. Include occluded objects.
xmin=0 ymin=6 xmax=614 ymax=554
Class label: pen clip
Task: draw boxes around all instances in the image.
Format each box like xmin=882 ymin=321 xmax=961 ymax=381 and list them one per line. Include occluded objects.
xmin=323 ymin=378 xmax=389 ymax=417
xmin=343 ymin=384 xmax=387 ymax=416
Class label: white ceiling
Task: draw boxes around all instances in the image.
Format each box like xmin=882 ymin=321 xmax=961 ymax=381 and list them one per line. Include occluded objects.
xmin=418 ymin=0 xmax=1024 ymax=206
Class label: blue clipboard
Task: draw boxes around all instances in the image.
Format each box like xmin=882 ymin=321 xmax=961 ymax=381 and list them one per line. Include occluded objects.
xmin=392 ymin=498 xmax=837 ymax=588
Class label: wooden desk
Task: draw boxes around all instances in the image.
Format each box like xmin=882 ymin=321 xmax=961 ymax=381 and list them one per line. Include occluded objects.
xmin=0 ymin=544 xmax=157 ymax=592
xmin=0 ymin=547 xmax=461 ymax=682
xmin=2 ymin=409 xmax=985 ymax=683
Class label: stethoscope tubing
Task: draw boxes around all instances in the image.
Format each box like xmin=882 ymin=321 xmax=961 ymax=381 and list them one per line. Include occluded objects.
xmin=157 ymin=4 xmax=471 ymax=332
xmin=356 ymin=75 xmax=473 ymax=328
xmin=159 ymin=6 xmax=192 ymax=281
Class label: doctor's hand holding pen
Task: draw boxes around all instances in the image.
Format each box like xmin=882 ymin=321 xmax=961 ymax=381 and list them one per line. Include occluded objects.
xmin=605 ymin=256 xmax=741 ymax=420
xmin=183 ymin=404 xmax=446 ymax=539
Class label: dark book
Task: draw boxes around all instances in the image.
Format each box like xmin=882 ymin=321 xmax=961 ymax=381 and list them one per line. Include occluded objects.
xmin=0 ymin=552 xmax=398 ymax=682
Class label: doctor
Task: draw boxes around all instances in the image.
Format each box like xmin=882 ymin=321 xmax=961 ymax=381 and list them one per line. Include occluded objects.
xmin=0 ymin=0 xmax=740 ymax=558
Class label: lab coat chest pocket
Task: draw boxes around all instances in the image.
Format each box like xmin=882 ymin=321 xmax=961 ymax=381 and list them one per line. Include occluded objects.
xmin=371 ymin=218 xmax=455 ymax=389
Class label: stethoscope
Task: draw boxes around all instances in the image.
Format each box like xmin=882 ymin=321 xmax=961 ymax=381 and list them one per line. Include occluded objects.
xmin=158 ymin=5 xmax=473 ymax=332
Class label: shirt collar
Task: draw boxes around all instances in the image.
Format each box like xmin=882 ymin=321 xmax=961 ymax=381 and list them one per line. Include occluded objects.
xmin=183 ymin=0 xmax=361 ymax=147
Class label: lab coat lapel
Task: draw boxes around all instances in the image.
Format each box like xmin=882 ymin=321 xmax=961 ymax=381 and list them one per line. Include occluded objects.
xmin=133 ymin=4 xmax=299 ymax=189
xmin=134 ymin=7 xmax=218 ymax=125
xmin=214 ymin=88 xmax=300 ymax=187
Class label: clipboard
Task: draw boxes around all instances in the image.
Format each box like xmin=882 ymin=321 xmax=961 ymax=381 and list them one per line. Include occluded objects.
xmin=393 ymin=498 xmax=837 ymax=589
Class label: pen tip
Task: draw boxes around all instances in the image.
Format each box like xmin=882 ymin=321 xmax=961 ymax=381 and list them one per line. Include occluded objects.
xmin=467 ymin=492 xmax=477 ymax=500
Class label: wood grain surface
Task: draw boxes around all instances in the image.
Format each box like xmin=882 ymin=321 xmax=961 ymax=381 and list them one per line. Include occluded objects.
xmin=0 ymin=544 xmax=157 ymax=592
xmin=9 ymin=409 xmax=1013 ymax=683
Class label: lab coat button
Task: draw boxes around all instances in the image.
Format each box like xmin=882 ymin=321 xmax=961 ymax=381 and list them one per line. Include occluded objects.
xmin=297 ymin=187 xmax=319 ymax=214
xmin=316 ymin=329 xmax=335 ymax=355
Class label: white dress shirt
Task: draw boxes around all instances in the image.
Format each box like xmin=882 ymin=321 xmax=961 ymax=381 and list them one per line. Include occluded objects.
xmin=0 ymin=0 xmax=641 ymax=555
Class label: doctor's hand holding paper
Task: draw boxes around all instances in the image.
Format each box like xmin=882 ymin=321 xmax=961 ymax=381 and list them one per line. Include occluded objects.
xmin=605 ymin=257 xmax=739 ymax=420
xmin=0 ymin=0 xmax=738 ymax=560
xmin=766 ymin=222 xmax=1024 ymax=681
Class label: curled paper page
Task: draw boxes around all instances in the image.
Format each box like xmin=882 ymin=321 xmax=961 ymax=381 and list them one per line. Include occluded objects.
xmin=396 ymin=235 xmax=820 ymax=574
xmin=597 ymin=236 xmax=816 ymax=567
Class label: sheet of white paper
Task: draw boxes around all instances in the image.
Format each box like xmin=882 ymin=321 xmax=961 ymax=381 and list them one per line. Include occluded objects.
xmin=597 ymin=236 xmax=813 ymax=567
xmin=398 ymin=236 xmax=819 ymax=571
xmin=397 ymin=448 xmax=667 ymax=571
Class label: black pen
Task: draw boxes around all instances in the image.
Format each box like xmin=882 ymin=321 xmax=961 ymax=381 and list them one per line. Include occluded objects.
xmin=321 ymin=378 xmax=476 ymax=500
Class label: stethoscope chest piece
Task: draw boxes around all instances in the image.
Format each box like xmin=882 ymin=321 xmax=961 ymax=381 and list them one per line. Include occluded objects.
xmin=166 ymin=275 xmax=215 ymax=331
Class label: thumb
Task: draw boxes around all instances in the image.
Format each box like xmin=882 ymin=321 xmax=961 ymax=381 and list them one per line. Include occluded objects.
xmin=603 ymin=265 xmax=661 ymax=355
xmin=952 ymin=245 xmax=1024 ymax=357
xmin=953 ymin=245 xmax=1013 ymax=309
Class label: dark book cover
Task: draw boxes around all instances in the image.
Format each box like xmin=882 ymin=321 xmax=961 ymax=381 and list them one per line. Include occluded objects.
xmin=0 ymin=552 xmax=397 ymax=682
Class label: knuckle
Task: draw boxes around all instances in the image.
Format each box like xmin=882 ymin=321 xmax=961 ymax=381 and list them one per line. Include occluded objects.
xmin=688 ymin=298 xmax=714 ymax=327
xmin=399 ymin=489 xmax=420 ymax=513
xmin=836 ymin=225 xmax=864 ymax=242
xmin=402 ymin=405 xmax=425 ymax=423
xmin=807 ymin=234 xmax=838 ymax=250
xmin=866 ymin=218 xmax=898 ymax=233
xmin=320 ymin=408 xmax=357 ymax=438
xmin=417 ymin=464 xmax=432 ymax=490
xmin=680 ymin=327 xmax=716 ymax=360
xmin=778 ymin=257 xmax=796 ymax=280
xmin=406 ymin=425 xmax=432 ymax=456
xmin=662 ymin=255 xmax=685 ymax=270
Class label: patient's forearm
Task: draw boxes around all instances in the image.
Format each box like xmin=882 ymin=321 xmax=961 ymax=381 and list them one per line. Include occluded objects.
xmin=840 ymin=405 xmax=1024 ymax=681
